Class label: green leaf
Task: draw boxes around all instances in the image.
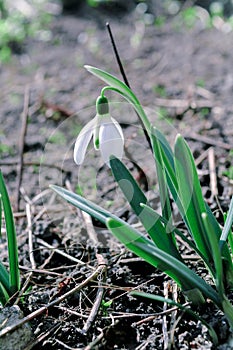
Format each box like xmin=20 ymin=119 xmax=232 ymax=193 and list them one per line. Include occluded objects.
xmin=51 ymin=185 xmax=221 ymax=306
xmin=139 ymin=204 xmax=182 ymax=260
xmin=0 ymin=170 xmax=20 ymax=294
xmin=0 ymin=261 xmax=11 ymax=295
xmin=109 ymin=156 xmax=181 ymax=260
xmin=0 ymin=282 xmax=9 ymax=306
xmin=205 ymin=202 xmax=233 ymax=288
xmin=220 ymin=196 xmax=233 ymax=249
xmin=174 ymin=136 xmax=233 ymax=285
xmin=109 ymin=156 xmax=147 ymax=217
xmin=131 ymin=291 xmax=218 ymax=344
xmin=107 ymin=217 xmax=221 ymax=307
xmin=202 ymin=213 xmax=224 ymax=299
xmin=222 ymin=297 xmax=233 ymax=330
xmin=0 ymin=194 xmax=2 ymax=238
xmin=150 ymin=127 xmax=172 ymax=226
xmin=174 ymin=135 xmax=212 ymax=261
xmin=151 ymin=127 xmax=179 ymax=202
xmin=50 ymin=185 xmax=109 ymax=225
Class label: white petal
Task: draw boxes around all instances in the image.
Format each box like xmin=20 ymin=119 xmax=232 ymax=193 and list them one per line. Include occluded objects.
xmin=99 ymin=116 xmax=124 ymax=166
xmin=73 ymin=117 xmax=96 ymax=165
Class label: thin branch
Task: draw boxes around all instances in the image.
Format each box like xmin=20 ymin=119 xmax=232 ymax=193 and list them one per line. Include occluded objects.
xmin=106 ymin=22 xmax=152 ymax=151
xmin=106 ymin=22 xmax=130 ymax=88
xmin=208 ymin=147 xmax=218 ymax=198
xmin=162 ymin=281 xmax=169 ymax=350
xmin=82 ymin=254 xmax=107 ymax=334
xmin=26 ymin=203 xmax=36 ymax=269
xmin=16 ymin=85 xmax=30 ymax=211
xmin=36 ymin=238 xmax=94 ymax=269
xmin=0 ymin=160 xmax=68 ymax=173
xmin=84 ymin=327 xmax=105 ymax=350
xmin=24 ymin=324 xmax=61 ymax=350
xmin=184 ymin=132 xmax=232 ymax=150
xmin=0 ymin=264 xmax=105 ymax=338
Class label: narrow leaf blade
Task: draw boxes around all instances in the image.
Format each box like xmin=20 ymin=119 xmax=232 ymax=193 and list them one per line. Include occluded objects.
xmin=174 ymin=135 xmax=211 ymax=261
xmin=107 ymin=218 xmax=220 ymax=306
xmin=0 ymin=171 xmax=20 ymax=293
xmin=109 ymin=157 xmax=181 ymax=259
xmin=131 ymin=291 xmax=218 ymax=344
xmin=150 ymin=127 xmax=172 ymax=225
xmin=220 ymin=196 xmax=233 ymax=247
xmin=202 ymin=213 xmax=224 ymax=298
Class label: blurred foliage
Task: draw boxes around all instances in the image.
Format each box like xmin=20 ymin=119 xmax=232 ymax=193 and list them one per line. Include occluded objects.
xmin=1 ymin=0 xmax=233 ymax=63
xmin=0 ymin=0 xmax=54 ymax=63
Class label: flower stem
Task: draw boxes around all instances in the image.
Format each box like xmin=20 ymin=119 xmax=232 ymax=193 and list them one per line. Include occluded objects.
xmin=101 ymin=86 xmax=151 ymax=137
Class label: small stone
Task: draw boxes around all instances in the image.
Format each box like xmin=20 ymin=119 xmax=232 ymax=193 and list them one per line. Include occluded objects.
xmin=0 ymin=305 xmax=32 ymax=350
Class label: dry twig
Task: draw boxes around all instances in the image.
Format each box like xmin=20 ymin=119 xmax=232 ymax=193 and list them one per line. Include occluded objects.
xmin=208 ymin=147 xmax=218 ymax=198
xmin=0 ymin=264 xmax=106 ymax=338
xmin=16 ymin=85 xmax=30 ymax=211
xmin=82 ymin=254 xmax=107 ymax=334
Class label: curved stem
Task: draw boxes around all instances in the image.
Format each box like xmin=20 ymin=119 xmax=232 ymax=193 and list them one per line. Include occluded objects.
xmin=101 ymin=86 xmax=151 ymax=134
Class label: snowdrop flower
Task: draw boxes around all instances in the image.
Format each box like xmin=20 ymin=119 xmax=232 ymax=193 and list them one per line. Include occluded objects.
xmin=74 ymin=95 xmax=124 ymax=166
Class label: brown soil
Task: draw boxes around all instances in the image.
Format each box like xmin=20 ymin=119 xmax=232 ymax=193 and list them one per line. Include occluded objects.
xmin=0 ymin=1 xmax=233 ymax=349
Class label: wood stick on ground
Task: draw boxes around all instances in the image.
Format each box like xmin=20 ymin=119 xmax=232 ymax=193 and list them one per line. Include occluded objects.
xmin=162 ymin=281 xmax=169 ymax=350
xmin=81 ymin=254 xmax=107 ymax=334
xmin=208 ymin=147 xmax=218 ymax=198
xmin=24 ymin=323 xmax=61 ymax=350
xmin=65 ymin=179 xmax=98 ymax=243
xmin=0 ymin=160 xmax=68 ymax=174
xmin=15 ymin=85 xmax=30 ymax=211
xmin=26 ymin=203 xmax=36 ymax=269
xmin=36 ymin=237 xmax=94 ymax=269
xmin=0 ymin=264 xmax=106 ymax=338
xmin=184 ymin=132 xmax=232 ymax=150
xmin=84 ymin=327 xmax=105 ymax=350
xmin=14 ymin=204 xmax=36 ymax=305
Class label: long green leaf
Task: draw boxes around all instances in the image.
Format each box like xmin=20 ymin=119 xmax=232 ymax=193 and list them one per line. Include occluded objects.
xmin=0 ymin=194 xmax=2 ymax=238
xmin=174 ymin=136 xmax=233 ymax=284
xmin=51 ymin=185 xmax=221 ymax=306
xmin=131 ymin=291 xmax=218 ymax=344
xmin=139 ymin=204 xmax=182 ymax=260
xmin=202 ymin=213 xmax=224 ymax=299
xmin=0 ymin=282 xmax=9 ymax=306
xmin=222 ymin=297 xmax=233 ymax=329
xmin=107 ymin=217 xmax=221 ymax=307
xmin=109 ymin=156 xmax=147 ymax=216
xmin=150 ymin=127 xmax=172 ymax=227
xmin=220 ymin=196 xmax=233 ymax=248
xmin=151 ymin=127 xmax=179 ymax=203
xmin=50 ymin=185 xmax=109 ymax=224
xmin=174 ymin=135 xmax=212 ymax=261
xmin=109 ymin=157 xmax=181 ymax=260
xmin=0 ymin=261 xmax=11 ymax=295
xmin=140 ymin=204 xmax=215 ymax=274
xmin=0 ymin=170 xmax=20 ymax=294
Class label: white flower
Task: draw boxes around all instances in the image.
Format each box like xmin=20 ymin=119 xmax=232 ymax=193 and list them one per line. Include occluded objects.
xmin=73 ymin=96 xmax=124 ymax=166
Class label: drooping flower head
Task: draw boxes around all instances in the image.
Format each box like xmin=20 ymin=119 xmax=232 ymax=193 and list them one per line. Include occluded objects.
xmin=73 ymin=95 xmax=124 ymax=166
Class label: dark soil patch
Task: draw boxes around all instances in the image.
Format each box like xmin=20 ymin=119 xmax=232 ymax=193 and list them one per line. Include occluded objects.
xmin=0 ymin=1 xmax=233 ymax=349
